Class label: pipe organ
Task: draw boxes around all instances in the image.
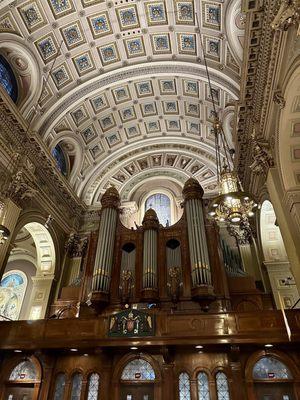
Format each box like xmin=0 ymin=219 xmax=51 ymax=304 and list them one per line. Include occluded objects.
xmin=88 ymin=178 xmax=224 ymax=309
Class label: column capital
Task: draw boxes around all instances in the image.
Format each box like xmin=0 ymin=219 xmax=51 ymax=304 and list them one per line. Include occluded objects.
xmin=142 ymin=208 xmax=159 ymax=230
xmin=100 ymin=186 xmax=120 ymax=209
xmin=182 ymin=178 xmax=204 ymax=201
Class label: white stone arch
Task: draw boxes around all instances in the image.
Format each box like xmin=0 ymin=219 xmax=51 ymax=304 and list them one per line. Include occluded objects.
xmin=0 ymin=33 xmax=43 ymax=117
xmin=224 ymin=0 xmax=245 ymax=63
xmin=278 ymin=61 xmax=300 ymax=191
xmin=4 ymin=221 xmax=57 ymax=320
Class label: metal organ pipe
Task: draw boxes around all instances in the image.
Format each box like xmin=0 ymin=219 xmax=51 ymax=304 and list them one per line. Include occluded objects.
xmin=92 ymin=187 xmax=120 ymax=293
xmin=142 ymin=209 xmax=159 ymax=295
xmin=182 ymin=178 xmax=213 ymax=297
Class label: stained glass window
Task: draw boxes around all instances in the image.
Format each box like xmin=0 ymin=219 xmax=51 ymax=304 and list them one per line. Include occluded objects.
xmin=0 ymin=271 xmax=27 ymax=321
xmin=87 ymin=373 xmax=100 ymax=400
xmin=0 ymin=55 xmax=18 ymax=103
xmin=9 ymin=360 xmax=37 ymax=381
xmin=197 ymin=372 xmax=210 ymax=400
xmin=121 ymin=359 xmax=155 ymax=381
xmin=179 ymin=372 xmax=191 ymax=400
xmin=71 ymin=373 xmax=83 ymax=400
xmin=53 ymin=373 xmax=66 ymax=400
xmin=216 ymin=372 xmax=230 ymax=400
xmin=52 ymin=144 xmax=68 ymax=176
xmin=145 ymin=193 xmax=171 ymax=226
xmin=253 ymin=357 xmax=292 ymax=380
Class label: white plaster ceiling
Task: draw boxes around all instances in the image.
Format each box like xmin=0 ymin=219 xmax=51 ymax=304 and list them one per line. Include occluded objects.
xmin=0 ymin=0 xmax=245 ymax=206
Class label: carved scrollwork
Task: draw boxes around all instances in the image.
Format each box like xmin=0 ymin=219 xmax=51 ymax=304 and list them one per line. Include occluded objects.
xmin=271 ymin=0 xmax=300 ymax=34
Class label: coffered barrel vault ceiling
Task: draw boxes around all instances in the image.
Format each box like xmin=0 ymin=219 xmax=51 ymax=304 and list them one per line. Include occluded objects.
xmin=0 ymin=0 xmax=245 ymax=206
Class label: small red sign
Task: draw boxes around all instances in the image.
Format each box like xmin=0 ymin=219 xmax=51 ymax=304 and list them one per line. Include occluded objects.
xmin=135 ymin=373 xmax=141 ymax=379
xmin=268 ymin=372 xmax=275 ymax=378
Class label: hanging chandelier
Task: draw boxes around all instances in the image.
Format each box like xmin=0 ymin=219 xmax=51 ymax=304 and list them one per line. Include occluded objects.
xmin=196 ymin=17 xmax=258 ymax=224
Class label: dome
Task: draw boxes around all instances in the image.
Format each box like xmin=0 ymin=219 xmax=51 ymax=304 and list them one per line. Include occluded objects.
xmin=182 ymin=178 xmax=204 ymax=200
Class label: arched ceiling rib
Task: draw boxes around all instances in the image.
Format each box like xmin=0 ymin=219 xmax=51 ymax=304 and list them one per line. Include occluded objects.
xmin=0 ymin=0 xmax=244 ymax=206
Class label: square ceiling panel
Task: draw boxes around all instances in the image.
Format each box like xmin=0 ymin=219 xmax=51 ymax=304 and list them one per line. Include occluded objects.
xmin=51 ymin=62 xmax=72 ymax=89
xmin=18 ymin=1 xmax=47 ymax=33
xmin=106 ymin=132 xmax=121 ymax=148
xmin=48 ymin=0 xmax=75 ymax=19
xmin=90 ymin=93 xmax=109 ymax=113
xmin=35 ymin=32 xmax=59 ymax=63
xmin=177 ymin=33 xmax=197 ymax=55
xmin=112 ymin=86 xmax=131 ymax=104
xmin=88 ymin=12 xmax=112 ymax=38
xmin=182 ymin=79 xmax=199 ymax=97
xmin=141 ymin=102 xmax=157 ymax=117
xmin=202 ymin=1 xmax=222 ymax=30
xmin=145 ymin=1 xmax=168 ymax=26
xmin=135 ymin=81 xmax=154 ymax=97
xmin=73 ymin=51 xmax=95 ymax=76
xmin=99 ymin=114 xmax=116 ymax=132
xmin=151 ymin=33 xmax=171 ymax=54
xmin=119 ymin=106 xmax=136 ymax=122
xmin=174 ymin=0 xmax=195 ymax=25
xmin=81 ymin=125 xmax=97 ymax=144
xmin=205 ymin=36 xmax=221 ymax=60
xmin=0 ymin=13 xmax=19 ymax=34
xmin=159 ymin=79 xmax=177 ymax=95
xmin=116 ymin=5 xmax=140 ymax=31
xmin=60 ymin=21 xmax=86 ymax=50
xmin=163 ymin=101 xmax=179 ymax=114
xmin=166 ymin=119 xmax=181 ymax=131
xmin=90 ymin=143 xmax=104 ymax=159
xmin=98 ymin=42 xmax=120 ymax=65
xmin=145 ymin=120 xmax=161 ymax=133
xmin=125 ymin=125 xmax=141 ymax=139
xmin=71 ymin=104 xmax=89 ymax=126
xmin=124 ymin=36 xmax=146 ymax=58
xmin=187 ymin=120 xmax=201 ymax=135
xmin=185 ymin=101 xmax=200 ymax=117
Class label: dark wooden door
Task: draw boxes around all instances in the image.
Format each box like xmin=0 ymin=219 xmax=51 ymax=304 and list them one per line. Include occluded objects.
xmin=120 ymin=384 xmax=154 ymax=400
xmin=4 ymin=385 xmax=35 ymax=400
xmin=254 ymin=382 xmax=295 ymax=400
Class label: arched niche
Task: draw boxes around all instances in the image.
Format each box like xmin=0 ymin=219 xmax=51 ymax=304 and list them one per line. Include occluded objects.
xmin=50 ymin=133 xmax=85 ymax=187
xmin=112 ymin=353 xmax=161 ymax=400
xmin=2 ymin=219 xmax=57 ymax=320
xmin=245 ymin=351 xmax=299 ymax=400
xmin=0 ymin=34 xmax=42 ymax=116
xmin=2 ymin=355 xmax=42 ymax=400
xmin=0 ymin=270 xmax=27 ymax=321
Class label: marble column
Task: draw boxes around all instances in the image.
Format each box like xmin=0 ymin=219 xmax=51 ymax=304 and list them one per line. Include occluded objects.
xmin=182 ymin=178 xmax=214 ymax=299
xmin=141 ymin=208 xmax=159 ymax=300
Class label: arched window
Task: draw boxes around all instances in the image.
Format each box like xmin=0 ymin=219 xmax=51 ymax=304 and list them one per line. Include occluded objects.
xmin=216 ymin=372 xmax=230 ymax=400
xmin=53 ymin=373 xmax=66 ymax=400
xmin=70 ymin=373 xmax=83 ymax=400
xmin=145 ymin=193 xmax=171 ymax=226
xmin=87 ymin=373 xmax=100 ymax=400
xmin=52 ymin=144 xmax=68 ymax=176
xmin=0 ymin=271 xmax=28 ymax=320
xmin=0 ymin=55 xmax=18 ymax=102
xmin=253 ymin=357 xmax=292 ymax=380
xmin=197 ymin=372 xmax=210 ymax=400
xmin=121 ymin=359 xmax=155 ymax=381
xmin=9 ymin=360 xmax=37 ymax=381
xmin=179 ymin=372 xmax=191 ymax=400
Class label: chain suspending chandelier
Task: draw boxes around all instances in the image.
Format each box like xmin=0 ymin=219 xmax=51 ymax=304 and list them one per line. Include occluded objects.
xmin=196 ymin=17 xmax=258 ymax=224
